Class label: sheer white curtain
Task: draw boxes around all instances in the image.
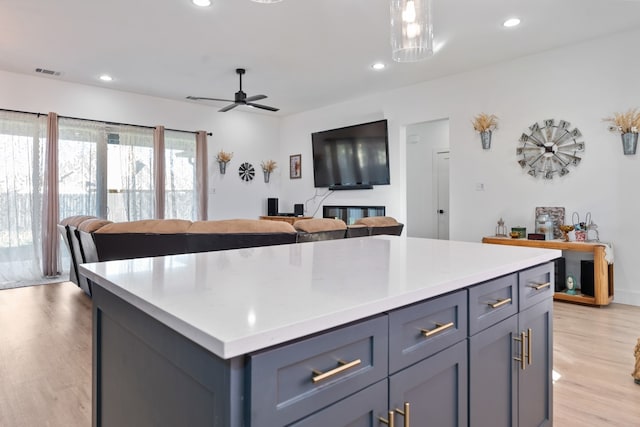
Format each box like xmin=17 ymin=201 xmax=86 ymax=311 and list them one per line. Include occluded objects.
xmin=110 ymin=125 xmax=154 ymax=222
xmin=165 ymin=130 xmax=197 ymax=220
xmin=0 ymin=111 xmax=47 ymax=287
xmin=58 ymin=119 xmax=156 ymax=222
xmin=58 ymin=118 xmax=105 ymax=218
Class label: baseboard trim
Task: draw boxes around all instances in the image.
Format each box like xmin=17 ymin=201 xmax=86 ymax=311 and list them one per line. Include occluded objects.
xmin=613 ymin=289 xmax=640 ymax=307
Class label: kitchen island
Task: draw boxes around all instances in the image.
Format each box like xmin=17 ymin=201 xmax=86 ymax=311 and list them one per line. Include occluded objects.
xmin=81 ymin=236 xmax=560 ymax=427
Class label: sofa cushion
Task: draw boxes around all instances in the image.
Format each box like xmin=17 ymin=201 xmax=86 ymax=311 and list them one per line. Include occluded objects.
xmin=188 ymin=219 xmax=296 ymax=234
xmin=294 ymin=218 xmax=347 ymax=233
xmin=77 ymin=218 xmax=113 ymax=233
xmin=355 ymin=216 xmax=400 ymax=227
xmin=95 ymin=219 xmax=192 ymax=234
xmin=60 ymin=215 xmax=97 ymax=227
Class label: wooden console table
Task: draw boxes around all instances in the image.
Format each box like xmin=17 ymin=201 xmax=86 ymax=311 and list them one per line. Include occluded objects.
xmin=482 ymin=237 xmax=613 ymax=306
xmin=259 ymin=215 xmax=313 ymax=225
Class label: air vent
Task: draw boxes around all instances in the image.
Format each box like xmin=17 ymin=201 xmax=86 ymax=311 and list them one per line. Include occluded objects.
xmin=35 ymin=68 xmax=62 ymax=76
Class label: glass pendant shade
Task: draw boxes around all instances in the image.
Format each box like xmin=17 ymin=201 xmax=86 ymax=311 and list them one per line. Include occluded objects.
xmin=390 ymin=0 xmax=434 ymax=62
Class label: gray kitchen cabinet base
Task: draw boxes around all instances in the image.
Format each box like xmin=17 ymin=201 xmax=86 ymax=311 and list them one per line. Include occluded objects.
xmin=92 ymin=286 xmax=243 ymax=427
xmin=92 ymin=262 xmax=553 ymax=427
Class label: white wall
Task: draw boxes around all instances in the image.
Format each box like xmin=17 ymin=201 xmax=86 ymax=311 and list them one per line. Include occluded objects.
xmin=406 ymin=119 xmax=449 ymax=238
xmin=279 ymin=28 xmax=640 ymax=306
xmin=0 ymin=69 xmax=283 ymax=219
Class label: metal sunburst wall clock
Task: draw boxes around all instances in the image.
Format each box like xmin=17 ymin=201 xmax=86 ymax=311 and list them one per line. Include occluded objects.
xmin=517 ymin=119 xmax=585 ymax=179
xmin=238 ymin=162 xmax=255 ymax=181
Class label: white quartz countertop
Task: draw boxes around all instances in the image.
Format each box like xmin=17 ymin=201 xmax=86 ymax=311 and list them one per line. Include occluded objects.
xmin=80 ymin=236 xmax=560 ymax=359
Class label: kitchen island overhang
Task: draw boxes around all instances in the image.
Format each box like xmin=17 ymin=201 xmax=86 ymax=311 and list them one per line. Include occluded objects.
xmin=81 ymin=236 xmax=560 ymax=359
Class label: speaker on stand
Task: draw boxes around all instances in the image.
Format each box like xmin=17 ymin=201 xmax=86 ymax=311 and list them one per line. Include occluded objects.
xmin=267 ymin=198 xmax=278 ymax=216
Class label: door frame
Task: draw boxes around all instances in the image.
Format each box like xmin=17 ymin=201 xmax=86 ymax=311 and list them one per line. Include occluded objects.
xmin=433 ymin=149 xmax=450 ymax=240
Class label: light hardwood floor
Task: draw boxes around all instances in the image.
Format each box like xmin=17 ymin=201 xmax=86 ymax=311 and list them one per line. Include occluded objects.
xmin=0 ymin=282 xmax=639 ymax=426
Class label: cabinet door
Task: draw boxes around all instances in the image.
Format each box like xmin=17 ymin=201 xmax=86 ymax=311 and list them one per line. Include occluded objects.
xmin=290 ymin=380 xmax=387 ymax=427
xmin=469 ymin=315 xmax=518 ymax=427
xmin=389 ymin=340 xmax=467 ymax=427
xmin=518 ymin=298 xmax=553 ymax=427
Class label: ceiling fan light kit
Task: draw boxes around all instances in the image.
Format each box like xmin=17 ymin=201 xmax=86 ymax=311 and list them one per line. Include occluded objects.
xmin=390 ymin=0 xmax=434 ymax=62
xmin=187 ymin=68 xmax=279 ymax=112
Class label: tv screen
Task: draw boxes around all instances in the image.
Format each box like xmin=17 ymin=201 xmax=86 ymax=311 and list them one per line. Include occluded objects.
xmin=311 ymin=119 xmax=390 ymax=189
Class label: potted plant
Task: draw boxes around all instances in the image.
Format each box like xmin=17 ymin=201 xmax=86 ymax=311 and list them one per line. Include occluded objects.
xmin=603 ymin=108 xmax=640 ymax=155
xmin=216 ymin=150 xmax=233 ymax=174
xmin=261 ymin=160 xmax=277 ymax=183
xmin=472 ymin=113 xmax=498 ymax=149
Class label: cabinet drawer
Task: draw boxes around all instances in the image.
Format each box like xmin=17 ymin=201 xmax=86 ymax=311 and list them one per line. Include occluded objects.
xmin=388 ymin=290 xmax=467 ymax=374
xmin=247 ymin=315 xmax=388 ymax=426
xmin=519 ymin=262 xmax=554 ymax=309
xmin=468 ymin=273 xmax=518 ymax=335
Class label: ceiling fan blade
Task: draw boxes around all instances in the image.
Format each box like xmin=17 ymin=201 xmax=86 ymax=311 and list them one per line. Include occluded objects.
xmin=244 ymin=94 xmax=267 ymax=102
xmin=187 ymin=96 xmax=235 ymax=102
xmin=219 ymin=103 xmax=240 ymax=112
xmin=247 ymin=102 xmax=279 ymax=112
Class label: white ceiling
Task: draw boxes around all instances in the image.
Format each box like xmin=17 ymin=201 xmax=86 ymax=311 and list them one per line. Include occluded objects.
xmin=1 ymin=0 xmax=639 ymax=116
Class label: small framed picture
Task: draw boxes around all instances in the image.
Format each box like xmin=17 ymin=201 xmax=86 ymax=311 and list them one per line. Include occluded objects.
xmin=290 ymin=154 xmax=301 ymax=179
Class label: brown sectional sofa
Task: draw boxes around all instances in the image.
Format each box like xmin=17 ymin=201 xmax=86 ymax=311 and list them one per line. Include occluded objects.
xmin=59 ymin=215 xmax=403 ymax=296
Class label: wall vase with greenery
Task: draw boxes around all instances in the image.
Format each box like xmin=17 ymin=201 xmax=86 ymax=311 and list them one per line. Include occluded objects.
xmin=216 ymin=150 xmax=233 ymax=174
xmin=604 ymin=108 xmax=640 ymax=155
xmin=621 ymin=132 xmax=639 ymax=155
xmin=472 ymin=113 xmax=498 ymax=150
xmin=480 ymin=131 xmax=492 ymax=149
xmin=261 ymin=160 xmax=277 ymax=183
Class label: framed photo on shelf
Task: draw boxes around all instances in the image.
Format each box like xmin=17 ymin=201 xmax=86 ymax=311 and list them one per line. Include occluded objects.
xmin=290 ymin=154 xmax=301 ymax=179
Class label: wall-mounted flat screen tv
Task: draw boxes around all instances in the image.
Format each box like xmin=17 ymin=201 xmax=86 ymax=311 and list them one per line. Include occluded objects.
xmin=311 ymin=119 xmax=390 ymax=190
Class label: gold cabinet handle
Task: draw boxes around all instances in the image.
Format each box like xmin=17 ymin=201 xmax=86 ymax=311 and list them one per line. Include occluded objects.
xmin=395 ymin=402 xmax=410 ymax=427
xmin=513 ymin=331 xmax=526 ymax=370
xmin=311 ymin=359 xmax=361 ymax=383
xmin=489 ymin=297 xmax=512 ymax=309
xmin=527 ymin=328 xmax=532 ymax=365
xmin=379 ymin=410 xmax=395 ymax=427
xmin=529 ymin=282 xmax=551 ymax=290
xmin=420 ymin=321 xmax=455 ymax=337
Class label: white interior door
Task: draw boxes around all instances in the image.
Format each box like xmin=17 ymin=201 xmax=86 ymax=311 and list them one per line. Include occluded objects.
xmin=436 ymin=151 xmax=450 ymax=240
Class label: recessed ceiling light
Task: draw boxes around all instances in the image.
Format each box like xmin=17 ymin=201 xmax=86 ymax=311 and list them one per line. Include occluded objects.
xmin=99 ymin=74 xmax=113 ymax=82
xmin=192 ymin=0 xmax=211 ymax=6
xmin=371 ymin=62 xmax=386 ymax=70
xmin=503 ymin=18 xmax=521 ymax=28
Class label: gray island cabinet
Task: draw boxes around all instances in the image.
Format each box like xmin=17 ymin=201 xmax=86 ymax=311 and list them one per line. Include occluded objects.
xmin=81 ymin=236 xmax=559 ymax=427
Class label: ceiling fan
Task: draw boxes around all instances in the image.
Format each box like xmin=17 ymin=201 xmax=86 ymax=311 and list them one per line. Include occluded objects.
xmin=186 ymin=68 xmax=279 ymax=113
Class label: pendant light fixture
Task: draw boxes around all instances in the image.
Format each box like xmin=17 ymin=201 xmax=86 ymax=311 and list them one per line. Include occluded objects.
xmin=390 ymin=0 xmax=434 ymax=62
